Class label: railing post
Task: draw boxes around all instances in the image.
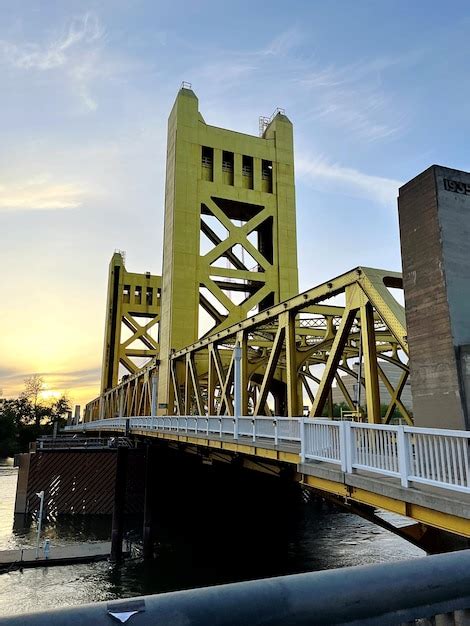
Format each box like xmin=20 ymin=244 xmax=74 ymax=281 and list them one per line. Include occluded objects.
xmin=345 ymin=421 xmax=353 ymax=473
xmin=118 ymin=389 xmax=124 ymax=418
xmin=206 ymin=417 xmax=209 ymax=437
xmin=151 ymin=375 xmax=158 ymax=417
xmin=300 ymin=418 xmax=306 ymax=464
xmin=339 ymin=421 xmax=348 ymax=473
xmin=252 ymin=419 xmax=256 ymax=443
xmin=274 ymin=419 xmax=278 ymax=447
xmin=234 ymin=417 xmax=239 ymax=441
xmin=397 ymin=425 xmax=410 ymax=488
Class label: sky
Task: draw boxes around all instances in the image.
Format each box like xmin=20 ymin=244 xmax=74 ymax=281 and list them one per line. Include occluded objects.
xmin=1 ymin=0 xmax=470 ymax=408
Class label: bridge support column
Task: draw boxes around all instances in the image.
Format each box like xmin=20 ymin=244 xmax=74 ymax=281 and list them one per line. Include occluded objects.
xmin=143 ymin=445 xmax=155 ymax=560
xmin=110 ymin=447 xmax=128 ymax=562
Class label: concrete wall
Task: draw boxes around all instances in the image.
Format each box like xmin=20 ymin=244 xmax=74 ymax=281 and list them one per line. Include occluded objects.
xmin=398 ymin=165 xmax=470 ymax=429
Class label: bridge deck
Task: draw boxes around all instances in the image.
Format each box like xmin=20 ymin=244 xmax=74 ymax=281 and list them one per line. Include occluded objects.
xmin=67 ymin=419 xmax=470 ymax=539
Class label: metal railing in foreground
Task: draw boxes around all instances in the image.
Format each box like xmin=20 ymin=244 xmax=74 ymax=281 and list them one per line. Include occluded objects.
xmin=3 ymin=549 xmax=470 ymax=625
xmin=65 ymin=416 xmax=470 ymax=495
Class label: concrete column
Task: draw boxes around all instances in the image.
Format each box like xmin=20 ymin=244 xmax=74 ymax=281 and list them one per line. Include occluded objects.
xmin=142 ymin=445 xmax=154 ymax=560
xmin=398 ymin=165 xmax=470 ymax=429
xmin=110 ymin=447 xmax=128 ymax=562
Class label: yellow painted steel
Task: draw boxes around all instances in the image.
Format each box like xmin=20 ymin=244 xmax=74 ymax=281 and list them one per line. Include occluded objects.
xmin=101 ymin=252 xmax=161 ymax=393
xmin=88 ymin=266 xmax=411 ymax=424
xmin=157 ymin=86 xmax=298 ymax=413
xmin=168 ymin=267 xmax=411 ymax=422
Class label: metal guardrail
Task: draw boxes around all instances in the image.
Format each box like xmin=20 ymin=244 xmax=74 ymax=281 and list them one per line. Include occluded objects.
xmin=2 ymin=549 xmax=470 ymax=625
xmin=65 ymin=416 xmax=470 ymax=495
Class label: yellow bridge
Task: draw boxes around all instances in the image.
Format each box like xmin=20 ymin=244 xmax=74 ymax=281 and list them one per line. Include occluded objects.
xmin=74 ymin=84 xmax=470 ymax=551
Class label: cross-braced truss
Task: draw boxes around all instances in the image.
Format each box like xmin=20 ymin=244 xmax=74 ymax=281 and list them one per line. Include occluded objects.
xmin=100 ymin=252 xmax=161 ymax=392
xmin=86 ymin=267 xmax=410 ymax=425
xmin=199 ymin=195 xmax=279 ymax=336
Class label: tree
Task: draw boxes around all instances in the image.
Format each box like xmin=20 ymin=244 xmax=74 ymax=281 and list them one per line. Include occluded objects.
xmin=21 ymin=375 xmax=45 ymax=427
xmin=0 ymin=401 xmax=20 ymax=457
xmin=48 ymin=394 xmax=71 ymax=428
xmin=0 ymin=389 xmax=72 ymax=458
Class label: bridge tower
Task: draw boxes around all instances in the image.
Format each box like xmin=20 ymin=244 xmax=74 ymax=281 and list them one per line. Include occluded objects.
xmin=101 ymin=251 xmax=161 ymax=393
xmin=157 ymin=85 xmax=298 ymax=413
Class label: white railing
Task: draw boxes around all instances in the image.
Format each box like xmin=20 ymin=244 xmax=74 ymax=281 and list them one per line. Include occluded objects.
xmin=348 ymin=422 xmax=401 ymax=477
xmin=302 ymin=419 xmax=343 ymax=466
xmin=302 ymin=420 xmax=470 ymax=494
xmin=405 ymin=427 xmax=470 ymax=493
xmin=65 ymin=416 xmax=470 ymax=495
xmin=66 ymin=417 xmax=128 ymax=431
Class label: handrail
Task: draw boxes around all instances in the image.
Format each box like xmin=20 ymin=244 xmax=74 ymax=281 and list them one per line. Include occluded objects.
xmin=3 ymin=550 xmax=470 ymax=625
xmin=64 ymin=416 xmax=470 ymax=495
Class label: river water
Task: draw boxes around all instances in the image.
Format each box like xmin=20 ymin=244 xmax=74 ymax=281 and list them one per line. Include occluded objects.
xmin=0 ymin=457 xmax=423 ymax=618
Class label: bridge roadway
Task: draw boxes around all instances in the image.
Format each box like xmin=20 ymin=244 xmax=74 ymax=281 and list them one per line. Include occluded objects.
xmin=66 ymin=417 xmax=470 ymax=546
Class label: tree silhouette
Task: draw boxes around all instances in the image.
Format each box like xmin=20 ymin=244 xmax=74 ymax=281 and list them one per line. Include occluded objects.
xmin=21 ymin=375 xmax=45 ymax=427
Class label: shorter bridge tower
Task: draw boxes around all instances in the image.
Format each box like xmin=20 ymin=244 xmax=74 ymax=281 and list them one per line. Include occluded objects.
xmin=101 ymin=252 xmax=161 ymax=393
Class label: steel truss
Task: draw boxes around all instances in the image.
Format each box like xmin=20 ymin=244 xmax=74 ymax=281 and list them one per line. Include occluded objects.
xmin=85 ymin=266 xmax=410 ymax=425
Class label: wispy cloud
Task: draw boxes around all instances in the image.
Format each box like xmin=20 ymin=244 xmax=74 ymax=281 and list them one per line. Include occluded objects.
xmin=0 ymin=13 xmax=103 ymax=71
xmin=296 ymin=154 xmax=402 ymax=205
xmin=295 ymin=56 xmax=409 ymax=142
xmin=0 ymin=176 xmax=86 ymax=211
xmin=187 ymin=27 xmax=411 ymax=142
xmin=190 ymin=27 xmax=302 ymax=92
xmin=0 ymin=13 xmax=105 ymax=111
xmin=259 ymin=27 xmax=302 ymax=57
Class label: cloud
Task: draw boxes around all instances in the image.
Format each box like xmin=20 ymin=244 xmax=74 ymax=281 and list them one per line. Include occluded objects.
xmin=260 ymin=27 xmax=302 ymax=57
xmin=0 ymin=13 xmax=103 ymax=71
xmin=0 ymin=176 xmax=86 ymax=211
xmin=186 ymin=28 xmax=410 ymax=142
xmin=295 ymin=57 xmax=408 ymax=142
xmin=296 ymin=154 xmax=402 ymax=206
xmin=0 ymin=366 xmax=101 ymax=405
xmin=0 ymin=12 xmax=105 ymax=111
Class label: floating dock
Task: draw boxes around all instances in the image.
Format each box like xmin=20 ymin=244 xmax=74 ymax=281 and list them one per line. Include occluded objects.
xmin=0 ymin=541 xmax=128 ymax=572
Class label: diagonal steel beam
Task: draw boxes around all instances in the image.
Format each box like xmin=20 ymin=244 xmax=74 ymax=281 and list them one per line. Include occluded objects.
xmin=254 ymin=325 xmax=286 ymax=416
xmin=310 ymin=305 xmax=358 ymax=417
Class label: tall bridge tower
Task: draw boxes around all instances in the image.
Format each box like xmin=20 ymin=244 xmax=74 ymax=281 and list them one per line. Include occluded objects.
xmin=157 ymin=86 xmax=298 ymax=413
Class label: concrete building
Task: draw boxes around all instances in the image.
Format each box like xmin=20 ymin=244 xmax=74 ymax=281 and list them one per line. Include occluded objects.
xmin=398 ymin=165 xmax=470 ymax=430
